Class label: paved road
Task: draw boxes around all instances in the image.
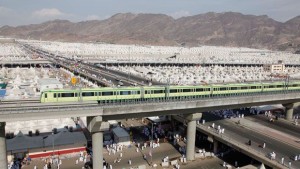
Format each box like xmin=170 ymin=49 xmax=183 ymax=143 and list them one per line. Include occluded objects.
xmin=202 ymin=113 xmax=300 ymax=169
xmin=245 ymin=114 xmax=300 ymax=139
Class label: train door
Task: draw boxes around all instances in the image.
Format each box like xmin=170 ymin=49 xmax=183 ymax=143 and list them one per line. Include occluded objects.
xmin=53 ymin=93 xmax=58 ymax=102
xmin=213 ymin=87 xmax=219 ymax=97
xmin=43 ymin=93 xmax=49 ymax=102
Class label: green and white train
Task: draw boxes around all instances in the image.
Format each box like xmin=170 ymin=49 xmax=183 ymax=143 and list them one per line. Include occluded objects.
xmin=40 ymin=81 xmax=300 ymax=103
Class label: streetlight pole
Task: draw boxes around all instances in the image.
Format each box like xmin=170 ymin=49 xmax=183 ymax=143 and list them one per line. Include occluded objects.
xmin=150 ymin=122 xmax=156 ymax=165
xmin=52 ymin=132 xmax=54 ymax=156
xmin=151 ymin=122 xmax=153 ymax=165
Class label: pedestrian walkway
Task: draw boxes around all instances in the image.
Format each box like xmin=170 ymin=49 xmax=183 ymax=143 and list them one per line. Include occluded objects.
xmin=230 ymin=118 xmax=300 ymax=149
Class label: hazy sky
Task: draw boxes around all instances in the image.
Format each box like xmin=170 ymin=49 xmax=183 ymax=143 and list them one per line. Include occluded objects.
xmin=0 ymin=0 xmax=299 ymax=26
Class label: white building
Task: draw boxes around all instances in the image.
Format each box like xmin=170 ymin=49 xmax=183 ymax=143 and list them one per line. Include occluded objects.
xmin=37 ymin=78 xmax=63 ymax=92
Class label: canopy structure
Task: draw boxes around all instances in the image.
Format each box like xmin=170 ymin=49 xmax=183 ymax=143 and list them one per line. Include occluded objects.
xmin=7 ymin=131 xmax=43 ymax=152
xmin=112 ymin=127 xmax=130 ymax=146
xmin=44 ymin=129 xmax=86 ymax=147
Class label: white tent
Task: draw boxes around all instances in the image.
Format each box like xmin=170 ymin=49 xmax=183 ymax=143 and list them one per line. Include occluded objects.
xmin=112 ymin=127 xmax=130 ymax=146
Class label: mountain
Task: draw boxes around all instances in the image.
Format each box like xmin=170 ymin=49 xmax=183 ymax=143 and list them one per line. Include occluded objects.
xmin=0 ymin=12 xmax=300 ymax=51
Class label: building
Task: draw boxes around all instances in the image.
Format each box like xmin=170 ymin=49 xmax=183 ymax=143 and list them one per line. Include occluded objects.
xmin=263 ymin=64 xmax=285 ymax=73
xmin=37 ymin=78 xmax=63 ymax=92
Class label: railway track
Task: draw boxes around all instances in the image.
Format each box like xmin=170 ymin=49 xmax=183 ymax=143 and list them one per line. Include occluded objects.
xmin=83 ymin=66 xmax=144 ymax=86
xmin=0 ymin=102 xmax=100 ymax=111
xmin=0 ymin=99 xmax=40 ymax=105
xmin=24 ymin=45 xmax=151 ymax=87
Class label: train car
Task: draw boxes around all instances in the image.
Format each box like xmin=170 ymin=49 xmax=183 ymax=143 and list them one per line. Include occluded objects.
xmin=142 ymin=86 xmax=166 ymax=99
xmin=262 ymin=82 xmax=285 ymax=92
xmin=41 ymin=87 xmax=142 ymax=103
xmin=212 ymin=83 xmax=264 ymax=96
xmin=287 ymin=81 xmax=300 ymax=91
xmin=168 ymin=85 xmax=211 ymax=98
xmin=41 ymin=89 xmax=78 ymax=103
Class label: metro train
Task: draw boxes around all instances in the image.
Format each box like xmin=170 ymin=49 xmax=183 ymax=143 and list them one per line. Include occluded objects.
xmin=40 ymin=81 xmax=300 ymax=103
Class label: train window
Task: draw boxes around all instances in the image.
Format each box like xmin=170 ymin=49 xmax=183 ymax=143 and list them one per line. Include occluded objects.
xmin=183 ymin=89 xmax=191 ymax=92
xmin=241 ymin=87 xmax=248 ymax=90
xmin=98 ymin=92 xmax=101 ymax=96
xmin=131 ymin=91 xmax=140 ymax=95
xmin=54 ymin=93 xmax=57 ymax=98
xmin=195 ymin=88 xmax=204 ymax=92
xmin=220 ymin=87 xmax=227 ymax=91
xmin=44 ymin=93 xmax=47 ymax=98
xmin=75 ymin=93 xmax=78 ymax=97
xmin=82 ymin=92 xmax=95 ymax=96
xmin=61 ymin=93 xmax=75 ymax=97
xmin=292 ymin=84 xmax=299 ymax=87
xmin=153 ymin=90 xmax=164 ymax=94
xmin=170 ymin=89 xmax=178 ymax=93
xmin=102 ymin=91 xmax=113 ymax=96
xmin=269 ymin=86 xmax=274 ymax=88
xmin=145 ymin=90 xmax=150 ymax=94
xmin=120 ymin=91 xmax=131 ymax=95
xmin=231 ymin=87 xmax=238 ymax=90
xmin=250 ymin=86 xmax=257 ymax=89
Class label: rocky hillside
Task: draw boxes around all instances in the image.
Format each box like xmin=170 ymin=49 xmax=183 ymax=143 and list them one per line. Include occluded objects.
xmin=1 ymin=12 xmax=299 ymax=51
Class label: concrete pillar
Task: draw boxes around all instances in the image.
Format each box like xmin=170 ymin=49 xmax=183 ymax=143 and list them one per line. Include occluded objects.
xmin=213 ymin=139 xmax=218 ymax=154
xmin=0 ymin=122 xmax=7 ymax=168
xmin=87 ymin=116 xmax=109 ymax=169
xmin=92 ymin=132 xmax=103 ymax=169
xmin=186 ymin=120 xmax=196 ymax=161
xmin=283 ymin=103 xmax=294 ymax=121
xmin=184 ymin=113 xmax=202 ymax=161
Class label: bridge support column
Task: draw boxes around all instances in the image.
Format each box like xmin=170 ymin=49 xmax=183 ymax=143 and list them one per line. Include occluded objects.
xmin=92 ymin=132 xmax=103 ymax=169
xmin=184 ymin=113 xmax=202 ymax=161
xmin=0 ymin=122 xmax=7 ymax=168
xmin=87 ymin=116 xmax=109 ymax=169
xmin=283 ymin=103 xmax=295 ymax=121
xmin=213 ymin=138 xmax=218 ymax=154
